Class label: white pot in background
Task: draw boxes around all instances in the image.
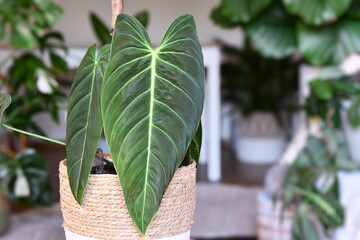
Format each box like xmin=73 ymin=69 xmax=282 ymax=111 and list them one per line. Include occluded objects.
xmin=341 ymin=100 xmax=360 ymax=163
xmin=233 ymin=112 xmax=285 ymax=164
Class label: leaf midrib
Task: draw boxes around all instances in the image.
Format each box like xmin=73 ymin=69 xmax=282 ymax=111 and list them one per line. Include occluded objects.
xmin=141 ymin=49 xmax=157 ymax=232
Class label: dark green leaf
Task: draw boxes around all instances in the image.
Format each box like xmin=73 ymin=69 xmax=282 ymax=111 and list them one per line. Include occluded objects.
xmin=347 ymin=96 xmax=360 ymax=128
xmin=310 ymin=193 xmax=344 ymax=228
xmin=220 ymin=0 xmax=272 ymax=24
xmin=210 ymin=7 xmax=238 ymax=29
xmin=90 ymin=13 xmax=111 ymax=46
xmin=283 ymin=0 xmax=352 ymax=26
xmin=347 ymin=0 xmax=360 ymax=19
xmin=310 ymin=79 xmax=333 ymax=101
xmin=10 ymin=22 xmax=37 ymax=49
xmin=246 ymin=5 xmax=296 ymax=59
xmin=298 ymin=18 xmax=360 ymax=65
xmin=134 ymin=11 xmax=149 ymax=28
xmin=181 ymin=123 xmax=202 ymax=167
xmin=0 ymin=93 xmax=11 ymax=121
xmin=66 ymin=44 xmax=110 ymax=204
xmin=50 ymin=52 xmax=69 ymax=73
xmin=101 ymin=14 xmax=204 ymax=236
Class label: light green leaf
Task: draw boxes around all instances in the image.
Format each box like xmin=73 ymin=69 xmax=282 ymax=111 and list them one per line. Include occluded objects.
xmin=0 ymin=93 xmax=11 ymax=121
xmin=283 ymin=0 xmax=352 ymax=26
xmin=66 ymin=43 xmax=110 ymax=204
xmin=102 ymin=13 xmax=204 ymax=236
xmin=298 ymin=18 xmax=360 ymax=65
xmin=220 ymin=0 xmax=272 ymax=24
xmin=246 ymin=5 xmax=296 ymax=59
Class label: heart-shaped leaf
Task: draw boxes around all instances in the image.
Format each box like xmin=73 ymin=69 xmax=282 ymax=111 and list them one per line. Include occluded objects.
xmin=66 ymin=43 xmax=110 ymax=203
xmin=101 ymin=14 xmax=204 ymax=235
xmin=0 ymin=93 xmax=11 ymax=121
xmin=246 ymin=5 xmax=296 ymax=59
xmin=283 ymin=0 xmax=352 ymax=26
xmin=220 ymin=0 xmax=272 ymax=24
xmin=298 ymin=18 xmax=360 ymax=65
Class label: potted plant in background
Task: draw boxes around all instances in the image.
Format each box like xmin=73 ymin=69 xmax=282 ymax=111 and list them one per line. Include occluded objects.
xmin=211 ymin=0 xmax=360 ymax=164
xmin=0 ymin=0 xmax=205 ymax=238
xmin=220 ymin=42 xmax=299 ymax=164
xmin=258 ymin=121 xmax=358 ymax=240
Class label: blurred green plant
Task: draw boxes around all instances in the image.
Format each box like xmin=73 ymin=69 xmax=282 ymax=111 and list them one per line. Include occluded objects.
xmin=220 ymin=41 xmax=300 ymax=123
xmin=0 ymin=149 xmax=53 ymax=207
xmin=90 ymin=10 xmax=149 ymax=46
xmin=211 ymin=0 xmax=360 ymax=66
xmin=281 ymin=124 xmax=357 ymax=239
xmin=304 ymin=77 xmax=360 ymax=128
xmin=0 ymin=0 xmax=68 ymax=136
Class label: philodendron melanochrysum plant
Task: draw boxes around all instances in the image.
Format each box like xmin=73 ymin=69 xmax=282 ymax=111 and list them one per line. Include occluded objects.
xmin=0 ymin=13 xmax=204 ymax=236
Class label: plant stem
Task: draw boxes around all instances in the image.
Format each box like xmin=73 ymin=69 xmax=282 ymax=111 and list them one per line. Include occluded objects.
xmin=111 ymin=0 xmax=124 ymax=34
xmin=1 ymin=123 xmax=66 ymax=146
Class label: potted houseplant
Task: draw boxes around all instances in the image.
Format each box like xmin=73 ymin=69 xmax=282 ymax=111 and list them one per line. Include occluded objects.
xmin=258 ymin=122 xmax=357 ymax=240
xmin=220 ymin=43 xmax=299 ymax=163
xmin=0 ymin=1 xmax=204 ymax=239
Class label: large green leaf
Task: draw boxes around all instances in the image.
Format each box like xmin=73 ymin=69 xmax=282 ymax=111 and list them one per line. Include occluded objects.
xmin=246 ymin=5 xmax=296 ymax=59
xmin=66 ymin=43 xmax=110 ymax=204
xmin=210 ymin=7 xmax=238 ymax=29
xmin=0 ymin=93 xmax=11 ymax=121
xmin=101 ymin=14 xmax=204 ymax=236
xmin=220 ymin=0 xmax=272 ymax=24
xmin=283 ymin=0 xmax=352 ymax=26
xmin=298 ymin=18 xmax=360 ymax=66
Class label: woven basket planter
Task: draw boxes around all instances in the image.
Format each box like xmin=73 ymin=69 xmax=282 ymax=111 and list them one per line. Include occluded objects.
xmin=0 ymin=193 xmax=10 ymax=235
xmin=59 ymin=156 xmax=197 ymax=240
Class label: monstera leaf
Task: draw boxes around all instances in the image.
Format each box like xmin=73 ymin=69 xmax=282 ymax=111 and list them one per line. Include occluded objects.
xmin=101 ymin=14 xmax=204 ymax=235
xmin=283 ymin=0 xmax=352 ymax=26
xmin=246 ymin=5 xmax=296 ymax=59
xmin=66 ymin=44 xmax=110 ymax=203
xmin=298 ymin=18 xmax=360 ymax=65
xmin=220 ymin=0 xmax=272 ymax=24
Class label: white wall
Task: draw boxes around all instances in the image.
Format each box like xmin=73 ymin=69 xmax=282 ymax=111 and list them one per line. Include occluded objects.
xmin=54 ymin=0 xmax=243 ymax=47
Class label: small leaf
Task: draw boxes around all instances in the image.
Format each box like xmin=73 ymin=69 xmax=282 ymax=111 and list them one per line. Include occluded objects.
xmin=135 ymin=11 xmax=149 ymax=28
xmin=210 ymin=7 xmax=238 ymax=29
xmin=66 ymin=44 xmax=110 ymax=204
xmin=50 ymin=52 xmax=69 ymax=73
xmin=283 ymin=0 xmax=352 ymax=26
xmin=181 ymin=123 xmax=202 ymax=167
xmin=0 ymin=93 xmax=11 ymax=121
xmin=310 ymin=79 xmax=333 ymax=101
xmin=90 ymin=13 xmax=111 ymax=46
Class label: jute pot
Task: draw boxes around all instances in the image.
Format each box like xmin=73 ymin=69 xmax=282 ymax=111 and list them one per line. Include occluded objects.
xmin=0 ymin=192 xmax=10 ymax=235
xmin=59 ymin=156 xmax=197 ymax=240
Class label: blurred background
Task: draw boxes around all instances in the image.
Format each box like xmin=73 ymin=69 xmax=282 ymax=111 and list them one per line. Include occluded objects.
xmin=1 ymin=0 xmax=360 ymax=239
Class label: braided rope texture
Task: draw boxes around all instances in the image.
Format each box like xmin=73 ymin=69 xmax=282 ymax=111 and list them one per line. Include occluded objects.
xmin=59 ymin=155 xmax=196 ymax=240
